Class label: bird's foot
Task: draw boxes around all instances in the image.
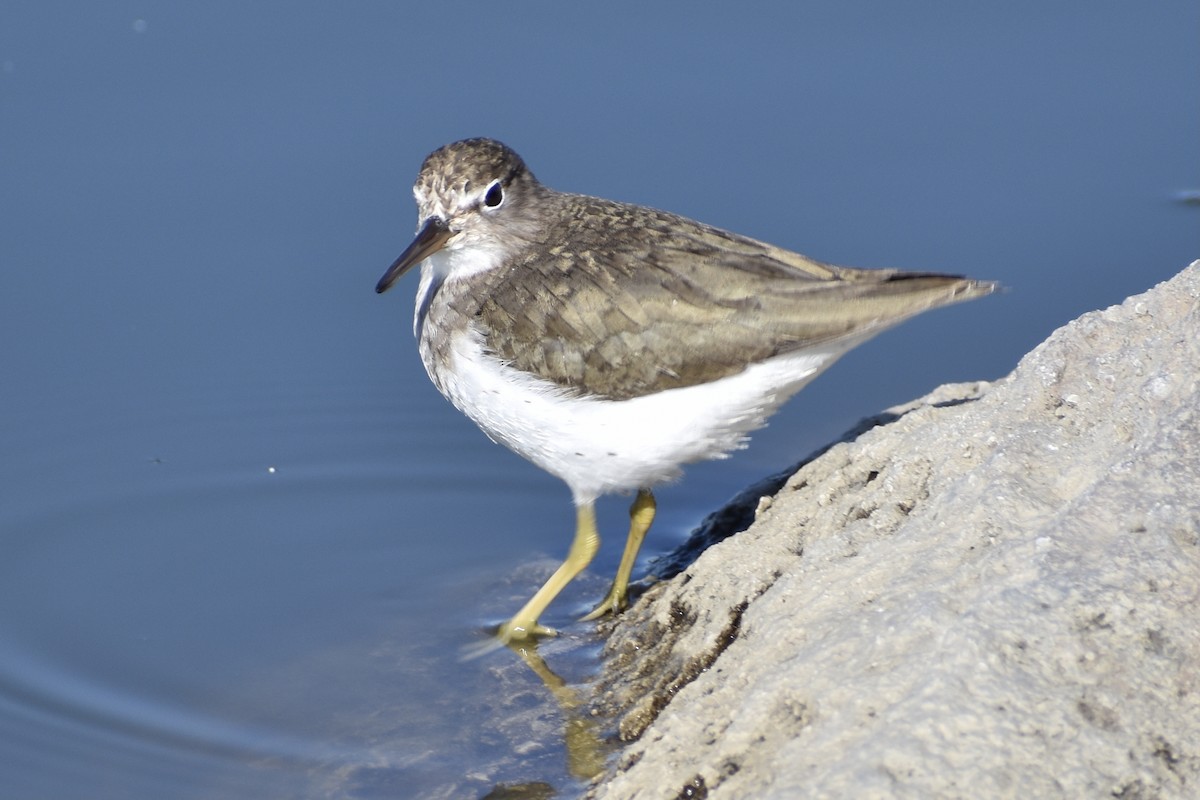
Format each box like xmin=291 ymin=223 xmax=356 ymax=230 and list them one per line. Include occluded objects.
xmin=497 ymin=618 xmax=558 ymax=644
xmin=580 ymin=586 xmax=627 ymax=622
xmin=462 ymin=618 xmax=558 ymax=660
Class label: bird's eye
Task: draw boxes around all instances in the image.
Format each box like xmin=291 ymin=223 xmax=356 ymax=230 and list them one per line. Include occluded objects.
xmin=483 ymin=181 xmax=504 ymax=208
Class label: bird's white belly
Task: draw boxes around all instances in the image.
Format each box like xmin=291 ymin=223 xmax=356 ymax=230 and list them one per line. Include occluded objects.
xmin=425 ymin=328 xmax=855 ymax=504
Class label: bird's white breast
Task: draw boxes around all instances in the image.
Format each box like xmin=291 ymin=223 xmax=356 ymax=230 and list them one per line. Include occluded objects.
xmin=423 ymin=324 xmax=857 ymax=505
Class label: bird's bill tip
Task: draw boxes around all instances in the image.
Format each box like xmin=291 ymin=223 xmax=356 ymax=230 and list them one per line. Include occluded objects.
xmin=375 ymin=218 xmax=451 ymax=294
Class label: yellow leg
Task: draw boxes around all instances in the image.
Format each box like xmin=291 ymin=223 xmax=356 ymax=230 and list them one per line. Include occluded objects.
xmin=581 ymin=489 xmax=656 ymax=621
xmin=498 ymin=502 xmax=600 ymax=643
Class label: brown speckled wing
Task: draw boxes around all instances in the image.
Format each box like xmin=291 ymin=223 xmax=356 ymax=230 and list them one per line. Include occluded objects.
xmin=474 ymin=195 xmax=990 ymax=401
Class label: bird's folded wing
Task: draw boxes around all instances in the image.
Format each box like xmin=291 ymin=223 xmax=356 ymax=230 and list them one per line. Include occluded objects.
xmin=475 ymin=206 xmax=989 ymax=401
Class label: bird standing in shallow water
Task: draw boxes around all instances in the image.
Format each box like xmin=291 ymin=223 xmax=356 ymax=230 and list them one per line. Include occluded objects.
xmin=376 ymin=138 xmax=996 ymax=644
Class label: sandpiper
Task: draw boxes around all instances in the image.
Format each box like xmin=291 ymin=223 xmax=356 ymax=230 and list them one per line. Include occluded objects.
xmin=376 ymin=138 xmax=995 ymax=644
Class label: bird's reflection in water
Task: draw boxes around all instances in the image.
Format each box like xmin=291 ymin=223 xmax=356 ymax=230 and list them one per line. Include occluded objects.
xmin=482 ymin=639 xmax=613 ymax=798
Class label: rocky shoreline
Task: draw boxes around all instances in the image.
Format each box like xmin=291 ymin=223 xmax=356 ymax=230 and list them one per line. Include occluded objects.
xmin=588 ymin=261 xmax=1200 ymax=798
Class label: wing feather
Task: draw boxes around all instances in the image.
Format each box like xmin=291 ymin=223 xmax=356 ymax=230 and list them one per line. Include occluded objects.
xmin=472 ymin=196 xmax=990 ymax=400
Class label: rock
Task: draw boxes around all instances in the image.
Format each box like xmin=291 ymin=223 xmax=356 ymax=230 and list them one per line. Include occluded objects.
xmin=590 ymin=261 xmax=1200 ymax=799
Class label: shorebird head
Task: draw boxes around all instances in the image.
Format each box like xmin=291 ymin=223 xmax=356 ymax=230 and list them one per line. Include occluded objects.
xmin=375 ymin=138 xmax=546 ymax=293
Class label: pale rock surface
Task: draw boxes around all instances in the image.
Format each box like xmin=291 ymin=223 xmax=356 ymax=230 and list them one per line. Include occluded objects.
xmin=590 ymin=261 xmax=1200 ymax=799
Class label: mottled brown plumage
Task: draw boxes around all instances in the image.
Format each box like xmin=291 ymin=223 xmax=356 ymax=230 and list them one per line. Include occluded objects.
xmin=395 ymin=139 xmax=992 ymax=401
xmin=473 ymin=200 xmax=986 ymax=400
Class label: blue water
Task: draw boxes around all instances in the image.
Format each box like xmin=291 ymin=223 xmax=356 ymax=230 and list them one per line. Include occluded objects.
xmin=1 ymin=3 xmax=1197 ymax=797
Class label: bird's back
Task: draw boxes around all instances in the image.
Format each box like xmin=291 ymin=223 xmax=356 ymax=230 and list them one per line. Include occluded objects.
xmin=460 ymin=192 xmax=994 ymax=401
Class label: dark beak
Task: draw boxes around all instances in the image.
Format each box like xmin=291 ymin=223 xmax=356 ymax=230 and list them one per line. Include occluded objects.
xmin=375 ymin=218 xmax=452 ymax=294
